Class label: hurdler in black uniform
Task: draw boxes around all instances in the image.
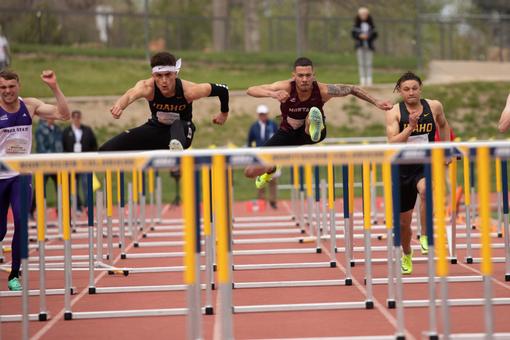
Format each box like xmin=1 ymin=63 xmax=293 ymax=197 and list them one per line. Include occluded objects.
xmin=100 ymin=78 xmax=195 ymax=151
xmin=100 ymin=51 xmax=229 ymax=152
xmin=398 ymin=98 xmax=436 ymax=212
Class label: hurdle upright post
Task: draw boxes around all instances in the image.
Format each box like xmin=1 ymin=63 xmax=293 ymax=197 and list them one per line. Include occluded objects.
xmin=118 ymin=170 xmax=127 ymax=259
xmin=362 ymin=160 xmax=374 ymax=309
xmin=342 ymin=165 xmax=352 ymax=285
xmin=463 ymin=148 xmax=473 ymax=263
xmin=20 ymin=175 xmax=30 ymax=340
xmin=390 ymin=163 xmax=405 ymax=340
xmin=327 ymin=160 xmax=337 ymax=266
xmin=148 ymin=168 xmax=155 ymax=226
xmin=348 ymin=163 xmax=355 ymax=267
xmin=35 ymin=172 xmax=48 ymax=321
xmin=139 ymin=170 xmax=146 ymax=232
xmin=182 ymin=156 xmax=202 ymax=340
xmin=305 ymin=164 xmax=313 ymax=231
xmin=313 ymin=165 xmax=322 ymax=253
xmin=70 ymin=171 xmax=77 ymax=233
xmin=57 ymin=171 xmax=63 ymax=236
xmin=61 ymin=171 xmax=73 ymax=320
xmin=501 ymin=160 xmax=510 ymax=281
xmin=201 ymin=165 xmax=214 ymax=315
xmin=424 ymin=158 xmax=438 ymax=339
xmin=496 ymin=158 xmax=503 ymax=238
xmin=477 ymin=146 xmax=494 ymax=337
xmin=106 ymin=170 xmax=114 ymax=263
xmin=155 ymin=170 xmax=162 ymax=223
xmin=432 ymin=148 xmax=450 ymax=338
xmin=382 ymin=156 xmax=395 ymax=309
xmin=299 ymin=166 xmax=305 ymax=230
xmin=292 ymin=166 xmax=299 ymax=222
xmin=213 ymin=154 xmax=233 ymax=339
xmin=448 ymin=155 xmax=458 ymax=263
xmin=87 ymin=173 xmax=96 ymax=294
xmin=370 ymin=161 xmax=378 ymax=224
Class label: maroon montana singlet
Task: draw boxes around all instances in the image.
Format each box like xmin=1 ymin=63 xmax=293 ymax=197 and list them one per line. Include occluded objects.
xmin=279 ymin=81 xmax=325 ymax=132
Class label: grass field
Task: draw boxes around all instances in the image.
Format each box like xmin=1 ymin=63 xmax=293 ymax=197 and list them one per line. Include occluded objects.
xmin=11 ymin=43 xmax=417 ymax=97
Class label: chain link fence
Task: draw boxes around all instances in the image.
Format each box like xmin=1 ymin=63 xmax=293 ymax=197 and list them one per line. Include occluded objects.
xmin=0 ymin=6 xmax=509 ymax=61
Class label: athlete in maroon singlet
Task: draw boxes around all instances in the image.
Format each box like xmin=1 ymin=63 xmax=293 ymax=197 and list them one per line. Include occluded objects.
xmin=244 ymin=57 xmax=393 ymax=180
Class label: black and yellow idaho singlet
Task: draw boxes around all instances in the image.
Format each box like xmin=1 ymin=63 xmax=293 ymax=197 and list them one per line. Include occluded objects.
xmin=398 ymin=99 xmax=436 ymax=175
xmin=148 ymin=78 xmax=193 ymax=126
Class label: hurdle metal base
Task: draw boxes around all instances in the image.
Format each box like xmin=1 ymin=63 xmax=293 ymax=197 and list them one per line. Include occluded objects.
xmin=403 ymin=297 xmax=510 ymax=307
xmin=69 ymin=307 xmax=205 ymax=319
xmin=233 ymin=279 xmax=346 ymax=289
xmin=449 ymin=332 xmax=510 ymax=339
xmin=0 ymin=287 xmax=75 ymax=297
xmin=233 ymin=262 xmax=334 ymax=271
xmin=91 ymin=284 xmax=207 ymax=294
xmin=1 ymin=314 xmax=40 ymax=322
xmin=233 ymin=301 xmax=367 ymax=313
xmin=372 ymin=276 xmax=483 ymax=285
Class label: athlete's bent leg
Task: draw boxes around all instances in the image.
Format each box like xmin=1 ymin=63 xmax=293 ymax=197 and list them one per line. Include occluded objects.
xmin=99 ymin=121 xmax=170 ymax=151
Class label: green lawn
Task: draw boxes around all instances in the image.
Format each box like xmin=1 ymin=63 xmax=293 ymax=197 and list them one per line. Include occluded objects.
xmin=11 ymin=43 xmax=416 ymax=97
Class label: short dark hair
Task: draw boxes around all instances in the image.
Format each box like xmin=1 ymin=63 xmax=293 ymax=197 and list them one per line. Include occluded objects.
xmin=0 ymin=70 xmax=19 ymax=82
xmin=150 ymin=52 xmax=177 ymax=68
xmin=71 ymin=110 xmax=81 ymax=118
xmin=394 ymin=71 xmax=422 ymax=92
xmin=293 ymin=57 xmax=313 ymax=69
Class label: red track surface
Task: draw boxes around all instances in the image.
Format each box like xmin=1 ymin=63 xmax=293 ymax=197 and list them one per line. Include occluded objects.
xmin=1 ymin=198 xmax=510 ymax=340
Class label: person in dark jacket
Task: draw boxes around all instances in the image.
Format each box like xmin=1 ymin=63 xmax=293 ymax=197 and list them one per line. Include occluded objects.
xmin=352 ymin=7 xmax=378 ymax=86
xmin=30 ymin=118 xmax=63 ymax=217
xmin=62 ymin=110 xmax=97 ymax=211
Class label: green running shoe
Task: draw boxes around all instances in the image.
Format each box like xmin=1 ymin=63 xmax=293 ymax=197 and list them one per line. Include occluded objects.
xmin=420 ymin=235 xmax=429 ymax=255
xmin=255 ymin=172 xmax=274 ymax=190
xmin=308 ymin=107 xmax=324 ymax=142
xmin=8 ymin=277 xmax=22 ymax=291
xmin=401 ymin=253 xmax=413 ymax=275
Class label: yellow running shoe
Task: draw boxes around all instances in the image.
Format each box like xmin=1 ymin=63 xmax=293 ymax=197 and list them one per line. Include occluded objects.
xmin=255 ymin=167 xmax=278 ymax=189
xmin=401 ymin=253 xmax=413 ymax=275
xmin=308 ymin=107 xmax=324 ymax=142
xmin=420 ymin=235 xmax=429 ymax=255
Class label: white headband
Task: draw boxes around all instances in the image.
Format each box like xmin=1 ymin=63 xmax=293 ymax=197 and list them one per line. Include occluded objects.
xmin=152 ymin=59 xmax=182 ymax=74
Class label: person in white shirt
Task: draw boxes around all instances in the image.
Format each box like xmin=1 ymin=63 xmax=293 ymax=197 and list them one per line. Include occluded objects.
xmin=0 ymin=26 xmax=10 ymax=70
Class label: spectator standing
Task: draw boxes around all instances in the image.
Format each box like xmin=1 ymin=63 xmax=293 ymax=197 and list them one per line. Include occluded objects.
xmin=62 ymin=110 xmax=98 ymax=211
xmin=352 ymin=7 xmax=378 ymax=86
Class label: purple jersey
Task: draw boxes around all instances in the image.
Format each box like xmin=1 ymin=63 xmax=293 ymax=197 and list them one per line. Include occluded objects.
xmin=0 ymin=98 xmax=32 ymax=179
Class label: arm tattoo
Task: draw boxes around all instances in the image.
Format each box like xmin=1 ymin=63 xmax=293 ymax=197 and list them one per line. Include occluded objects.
xmin=327 ymin=84 xmax=353 ymax=97
xmin=351 ymin=86 xmax=377 ymax=105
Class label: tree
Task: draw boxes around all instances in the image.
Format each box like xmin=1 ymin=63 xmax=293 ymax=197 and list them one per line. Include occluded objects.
xmin=213 ymin=0 xmax=229 ymax=51
xmin=243 ymin=0 xmax=260 ymax=52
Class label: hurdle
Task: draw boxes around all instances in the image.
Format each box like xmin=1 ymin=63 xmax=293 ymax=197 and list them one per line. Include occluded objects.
xmin=3 ymin=143 xmax=510 ymax=339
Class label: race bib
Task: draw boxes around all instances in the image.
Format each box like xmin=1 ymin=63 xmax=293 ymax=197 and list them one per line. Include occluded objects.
xmin=5 ymin=138 xmax=29 ymax=154
xmin=157 ymin=111 xmax=180 ymax=125
xmin=408 ymin=134 xmax=429 ymax=144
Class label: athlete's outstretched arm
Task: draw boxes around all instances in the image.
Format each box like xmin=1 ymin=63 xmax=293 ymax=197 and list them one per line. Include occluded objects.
xmin=27 ymin=70 xmax=70 ymax=121
xmin=320 ymin=83 xmax=392 ymax=110
xmin=247 ymin=81 xmax=291 ymax=103
xmin=386 ymin=105 xmax=420 ymax=143
xmin=498 ymin=94 xmax=510 ymax=133
xmin=430 ymin=100 xmax=450 ymax=141
xmin=184 ymin=81 xmax=229 ymax=125
xmin=110 ymin=79 xmax=152 ymax=119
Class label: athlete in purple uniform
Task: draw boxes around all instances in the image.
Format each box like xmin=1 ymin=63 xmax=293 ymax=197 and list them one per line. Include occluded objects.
xmin=244 ymin=57 xmax=392 ymax=188
xmin=0 ymin=69 xmax=70 ymax=291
